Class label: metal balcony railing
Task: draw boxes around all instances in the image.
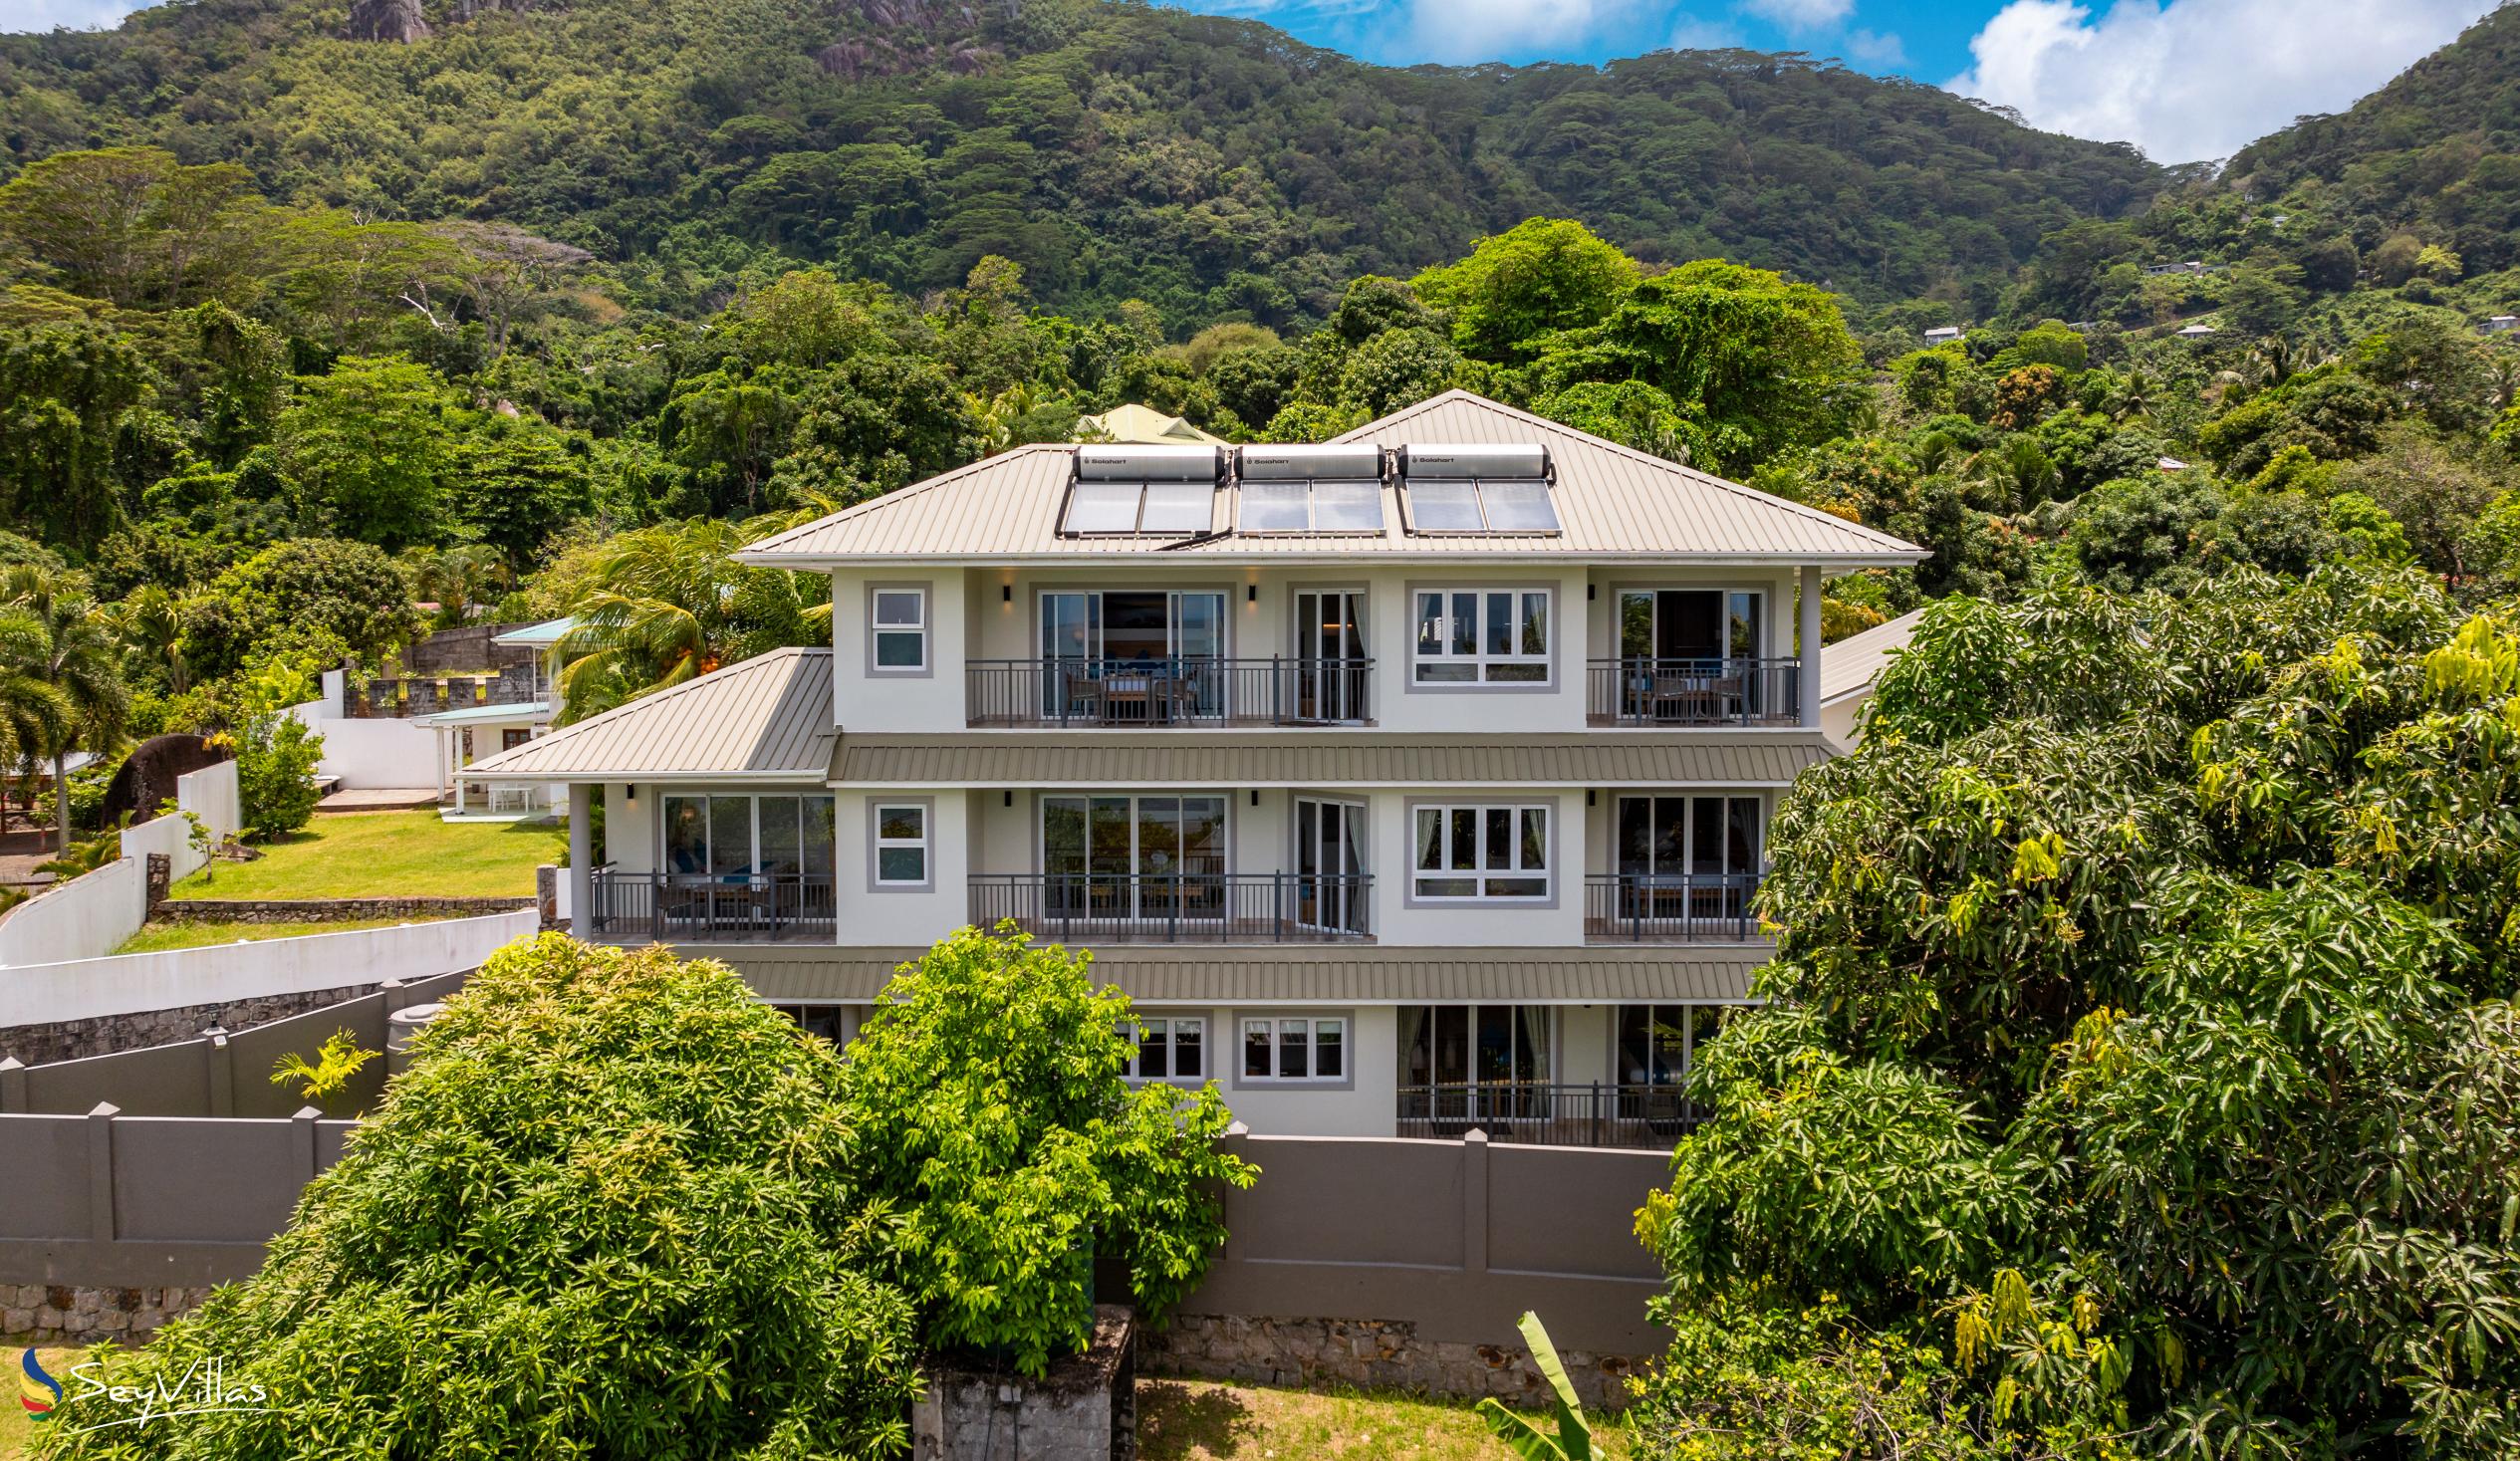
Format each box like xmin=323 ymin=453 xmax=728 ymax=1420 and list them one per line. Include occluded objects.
xmin=971 ymin=872 xmax=1374 ymax=943
xmin=1583 ymin=871 xmax=1764 ymax=942
xmin=1395 ymin=1082 xmax=1708 ymax=1148
xmin=1586 ymin=657 xmax=1801 ymax=726
xmin=966 ymin=657 xmax=1373 ymax=727
xmin=587 ymin=868 xmax=837 ymax=943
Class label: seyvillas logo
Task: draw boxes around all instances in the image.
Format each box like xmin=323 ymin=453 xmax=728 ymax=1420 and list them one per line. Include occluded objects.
xmin=18 ymin=1348 xmax=61 ymax=1422
xmin=29 ymin=1351 xmax=273 ymax=1434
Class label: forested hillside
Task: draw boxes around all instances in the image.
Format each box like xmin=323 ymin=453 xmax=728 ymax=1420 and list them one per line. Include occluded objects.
xmin=0 ymin=0 xmax=2162 ymax=323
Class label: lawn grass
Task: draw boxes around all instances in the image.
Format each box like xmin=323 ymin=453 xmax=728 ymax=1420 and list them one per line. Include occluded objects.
xmin=165 ymin=811 xmax=561 ymax=901
xmin=113 ymin=916 xmax=449 ymax=955
xmin=1136 ymin=1378 xmax=1633 ymax=1460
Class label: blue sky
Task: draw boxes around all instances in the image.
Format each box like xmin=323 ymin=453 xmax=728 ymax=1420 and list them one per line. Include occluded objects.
xmin=1 ymin=0 xmax=2498 ymax=164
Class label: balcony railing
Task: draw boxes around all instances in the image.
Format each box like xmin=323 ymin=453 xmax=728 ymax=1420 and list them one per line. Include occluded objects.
xmin=1586 ymin=657 xmax=1801 ymax=726
xmin=971 ymin=872 xmax=1374 ymax=944
xmin=587 ymin=868 xmax=837 ymax=943
xmin=966 ymin=657 xmax=1373 ymax=728
xmin=1395 ymin=1082 xmax=1707 ymax=1148
xmin=1583 ymin=871 xmax=1764 ymax=943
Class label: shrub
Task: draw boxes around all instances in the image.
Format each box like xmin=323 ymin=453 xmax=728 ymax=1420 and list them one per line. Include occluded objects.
xmin=34 ymin=937 xmax=920 ymax=1458
xmin=839 ymin=923 xmax=1256 ymax=1375
xmin=229 ymin=659 xmax=324 ymax=841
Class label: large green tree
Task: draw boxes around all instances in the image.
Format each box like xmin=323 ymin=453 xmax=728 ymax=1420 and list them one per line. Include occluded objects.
xmin=272 ymin=356 xmax=460 ymax=550
xmin=1633 ymin=570 xmax=2520 ymax=1459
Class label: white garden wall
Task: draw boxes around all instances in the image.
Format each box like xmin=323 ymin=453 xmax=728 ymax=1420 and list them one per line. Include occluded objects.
xmin=0 ymin=760 xmax=243 ymax=969
xmin=0 ymin=909 xmax=538 ymax=1027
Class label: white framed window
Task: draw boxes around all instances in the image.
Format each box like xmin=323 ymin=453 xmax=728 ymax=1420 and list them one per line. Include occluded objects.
xmin=1412 ymin=588 xmax=1551 ymax=684
xmin=1241 ymin=1016 xmax=1345 ymax=1082
xmin=1122 ymin=1017 xmax=1205 ymax=1081
xmin=870 ymin=587 xmax=928 ymax=673
xmin=1412 ymin=803 xmax=1550 ymax=901
xmin=873 ymin=803 xmax=928 ymax=886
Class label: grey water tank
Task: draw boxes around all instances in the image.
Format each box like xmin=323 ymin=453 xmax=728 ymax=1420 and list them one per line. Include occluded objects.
xmin=1075 ymin=443 xmax=1225 ymax=481
xmin=385 ymin=1002 xmax=447 ymax=1077
xmin=1236 ymin=443 xmax=1384 ymax=480
xmin=1396 ymin=442 xmax=1549 ymax=479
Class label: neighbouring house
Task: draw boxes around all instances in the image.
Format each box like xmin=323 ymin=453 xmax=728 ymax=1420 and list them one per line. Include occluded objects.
xmin=1815 ymin=608 xmax=1924 ymax=748
xmin=1079 ymin=403 xmax=1228 ymax=445
xmin=2482 ymin=316 xmax=2519 ymax=336
xmin=2157 ymin=455 xmax=2192 ymax=471
xmin=1922 ymin=325 xmax=1963 ymax=344
xmin=293 ymin=618 xmax=570 ymax=820
xmin=2176 ymin=322 xmax=2218 ymax=339
xmin=458 ymin=391 xmax=1928 ymax=1145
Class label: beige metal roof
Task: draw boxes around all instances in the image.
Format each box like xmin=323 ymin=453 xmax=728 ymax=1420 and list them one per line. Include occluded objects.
xmin=1819 ymin=608 xmax=1925 ymax=705
xmin=1081 ymin=403 xmax=1227 ymax=445
xmin=831 ymin=731 xmax=1831 ymax=787
xmin=738 ymin=390 xmax=1924 ymax=567
xmin=456 ymin=648 xmax=835 ymax=783
xmin=708 ymin=942 xmax=1767 ymax=1004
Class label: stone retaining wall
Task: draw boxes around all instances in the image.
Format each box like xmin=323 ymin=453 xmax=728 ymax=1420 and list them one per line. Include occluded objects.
xmin=3 ymin=1285 xmax=217 ymax=1344
xmin=155 ymin=896 xmax=534 ymax=923
xmin=0 ymin=983 xmax=377 ymax=1065
xmin=1137 ymin=1314 xmax=1643 ymax=1412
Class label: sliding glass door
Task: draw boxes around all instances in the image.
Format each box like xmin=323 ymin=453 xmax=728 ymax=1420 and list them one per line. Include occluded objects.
xmin=1617 ymin=590 xmax=1763 ymax=662
xmin=1039 ymin=590 xmax=1228 ymax=720
xmin=1042 ymin=795 xmax=1228 ymax=923
xmin=1399 ymin=1004 xmax=1553 ymax=1124
xmin=1614 ymin=794 xmax=1761 ymax=930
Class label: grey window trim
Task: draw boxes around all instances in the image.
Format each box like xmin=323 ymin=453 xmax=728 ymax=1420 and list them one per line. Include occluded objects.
xmin=1399 ymin=795 xmax=1561 ymax=910
xmin=865 ymin=795 xmax=936 ymax=892
xmin=1401 ymin=579 xmax=1561 ymax=694
xmin=867 ymin=581 xmax=933 ymax=678
xmin=1028 ymin=581 xmax=1240 ymax=662
xmin=1228 ymin=1009 xmax=1357 ymax=1091
xmin=1028 ymin=790 xmax=1235 ymax=877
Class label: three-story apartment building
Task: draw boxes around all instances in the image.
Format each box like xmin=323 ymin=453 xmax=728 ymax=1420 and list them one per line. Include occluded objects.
xmin=461 ymin=392 xmax=1926 ymax=1144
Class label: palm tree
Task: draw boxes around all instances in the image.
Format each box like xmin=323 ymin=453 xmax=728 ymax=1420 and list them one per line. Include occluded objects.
xmin=0 ymin=609 xmax=68 ymax=837
xmin=2 ymin=566 xmax=130 ymax=853
xmin=119 ymin=584 xmax=190 ymax=693
xmin=552 ymin=520 xmax=828 ymax=724
xmin=402 ymin=544 xmax=514 ymax=628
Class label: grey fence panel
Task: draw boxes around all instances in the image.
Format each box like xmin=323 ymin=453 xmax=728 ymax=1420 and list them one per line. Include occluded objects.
xmin=228 ymin=992 xmax=391 ymax=1117
xmin=316 ymin=1120 xmax=357 ymax=1167
xmin=1485 ymin=1144 xmax=1666 ymax=1280
xmin=111 ymin=1117 xmax=313 ymax=1243
xmin=1223 ymin=1136 xmax=1464 ymax=1268
xmin=26 ymin=1040 xmax=207 ymax=1117
xmin=0 ymin=1115 xmax=90 ymax=1240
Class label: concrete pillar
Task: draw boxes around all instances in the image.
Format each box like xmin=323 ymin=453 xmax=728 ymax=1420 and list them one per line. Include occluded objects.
xmin=1798 ymin=564 xmax=1822 ymax=729
xmin=293 ymin=1104 xmax=322 ymax=1180
xmin=568 ymin=783 xmax=594 ymax=937
xmin=86 ymin=1101 xmax=119 ymax=1243
xmin=0 ymin=1057 xmax=25 ymax=1112
xmin=203 ymin=1028 xmax=233 ymax=1118
xmin=1462 ymin=1127 xmax=1490 ymax=1276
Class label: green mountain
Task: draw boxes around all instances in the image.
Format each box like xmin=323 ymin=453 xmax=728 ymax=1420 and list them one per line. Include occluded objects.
xmin=2225 ymin=3 xmax=2520 ymax=274
xmin=0 ymin=0 xmax=2164 ymax=325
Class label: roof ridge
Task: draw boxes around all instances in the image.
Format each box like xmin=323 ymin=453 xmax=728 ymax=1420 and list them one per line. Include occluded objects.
xmin=740 ymin=445 xmax=1069 ymax=555
xmin=1336 ymin=389 xmax=1918 ymax=553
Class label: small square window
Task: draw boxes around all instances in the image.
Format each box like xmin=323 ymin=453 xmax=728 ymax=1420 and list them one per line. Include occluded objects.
xmin=872 ymin=802 xmax=929 ymax=887
xmin=869 ymin=587 xmax=927 ymax=673
xmin=1240 ymin=1016 xmax=1348 ymax=1083
xmin=1124 ymin=1017 xmax=1205 ymax=1082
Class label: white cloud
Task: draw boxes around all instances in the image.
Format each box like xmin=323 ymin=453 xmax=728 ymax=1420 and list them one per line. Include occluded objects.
xmin=1668 ymin=14 xmax=1746 ymax=50
xmin=1948 ymin=0 xmax=2495 ymax=162
xmin=1844 ymin=26 xmax=1904 ymax=65
xmin=1395 ymin=0 xmax=1647 ymax=63
xmin=0 ymin=0 xmax=149 ymax=31
xmin=1741 ymin=0 xmax=1852 ymax=29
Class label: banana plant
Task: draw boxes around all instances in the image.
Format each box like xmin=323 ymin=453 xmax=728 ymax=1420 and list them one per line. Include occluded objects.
xmin=1475 ymin=1311 xmax=1594 ymax=1460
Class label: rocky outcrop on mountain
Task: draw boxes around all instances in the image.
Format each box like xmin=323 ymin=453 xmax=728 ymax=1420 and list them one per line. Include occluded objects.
xmin=342 ymin=0 xmax=428 ymax=42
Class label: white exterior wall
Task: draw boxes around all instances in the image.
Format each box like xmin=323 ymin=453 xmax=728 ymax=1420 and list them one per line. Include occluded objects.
xmin=303 ymin=714 xmax=437 ymax=791
xmin=828 ymin=566 xmax=970 ymax=733
xmin=839 ymin=787 xmax=971 ymax=945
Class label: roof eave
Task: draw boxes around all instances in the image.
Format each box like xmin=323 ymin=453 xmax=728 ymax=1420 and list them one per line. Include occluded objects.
xmin=737 ymin=550 xmax=1933 ymax=570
